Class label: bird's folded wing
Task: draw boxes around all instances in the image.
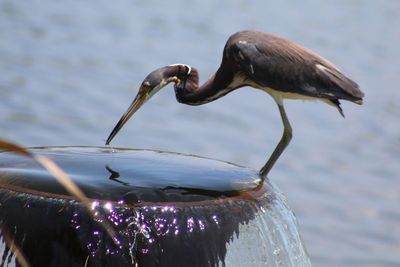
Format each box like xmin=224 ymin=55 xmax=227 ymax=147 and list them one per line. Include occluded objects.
xmin=229 ymin=41 xmax=363 ymax=102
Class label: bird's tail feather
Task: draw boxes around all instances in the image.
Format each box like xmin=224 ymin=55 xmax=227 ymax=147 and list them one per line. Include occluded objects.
xmin=326 ymin=99 xmax=345 ymax=118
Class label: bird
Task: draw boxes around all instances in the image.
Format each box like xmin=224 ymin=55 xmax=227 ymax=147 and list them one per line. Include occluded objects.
xmin=105 ymin=30 xmax=364 ymax=179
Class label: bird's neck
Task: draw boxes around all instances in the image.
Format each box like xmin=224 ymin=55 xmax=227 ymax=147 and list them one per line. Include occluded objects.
xmin=175 ymin=67 xmax=242 ymax=106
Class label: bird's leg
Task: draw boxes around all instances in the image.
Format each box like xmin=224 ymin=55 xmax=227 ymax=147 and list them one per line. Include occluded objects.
xmin=259 ymin=103 xmax=292 ymax=179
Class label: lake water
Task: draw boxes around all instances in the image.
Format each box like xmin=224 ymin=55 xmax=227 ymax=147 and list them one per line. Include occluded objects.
xmin=0 ymin=1 xmax=399 ymax=266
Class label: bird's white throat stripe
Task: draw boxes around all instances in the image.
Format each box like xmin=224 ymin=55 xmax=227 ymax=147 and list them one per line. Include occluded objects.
xmin=187 ymin=74 xmax=247 ymax=105
xmin=169 ymin=63 xmax=191 ymax=75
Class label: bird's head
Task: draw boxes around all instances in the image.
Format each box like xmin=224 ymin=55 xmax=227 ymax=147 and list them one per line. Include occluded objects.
xmin=105 ymin=64 xmax=195 ymax=145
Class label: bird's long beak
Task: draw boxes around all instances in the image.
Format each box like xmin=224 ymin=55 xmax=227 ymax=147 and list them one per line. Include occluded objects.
xmin=105 ymin=65 xmax=189 ymax=145
xmin=105 ymin=88 xmax=148 ymax=145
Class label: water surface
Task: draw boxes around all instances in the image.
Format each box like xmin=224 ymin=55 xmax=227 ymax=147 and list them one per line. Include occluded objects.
xmin=0 ymin=147 xmax=311 ymax=267
xmin=0 ymin=1 xmax=399 ymax=266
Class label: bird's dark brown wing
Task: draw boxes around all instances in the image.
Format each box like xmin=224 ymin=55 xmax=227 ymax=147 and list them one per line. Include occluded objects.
xmin=226 ymin=31 xmax=364 ymax=103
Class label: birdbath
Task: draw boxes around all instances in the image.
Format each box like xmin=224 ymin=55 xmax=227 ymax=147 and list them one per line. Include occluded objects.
xmin=0 ymin=146 xmax=311 ymax=267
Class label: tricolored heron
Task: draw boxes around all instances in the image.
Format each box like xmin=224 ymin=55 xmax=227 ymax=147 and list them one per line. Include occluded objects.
xmin=106 ymin=30 xmax=364 ymax=178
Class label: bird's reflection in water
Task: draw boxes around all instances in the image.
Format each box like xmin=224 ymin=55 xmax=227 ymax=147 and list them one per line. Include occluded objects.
xmin=105 ymin=165 xmax=130 ymax=186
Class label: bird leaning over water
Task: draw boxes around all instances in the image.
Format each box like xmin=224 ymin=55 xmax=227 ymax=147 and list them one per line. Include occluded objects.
xmin=105 ymin=30 xmax=364 ymax=179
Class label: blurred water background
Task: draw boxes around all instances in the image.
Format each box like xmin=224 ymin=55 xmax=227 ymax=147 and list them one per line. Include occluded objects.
xmin=0 ymin=1 xmax=398 ymax=266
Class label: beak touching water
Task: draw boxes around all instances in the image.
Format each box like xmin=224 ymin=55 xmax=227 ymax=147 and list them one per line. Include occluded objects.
xmin=105 ymin=86 xmax=149 ymax=145
xmin=105 ymin=65 xmax=189 ymax=145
